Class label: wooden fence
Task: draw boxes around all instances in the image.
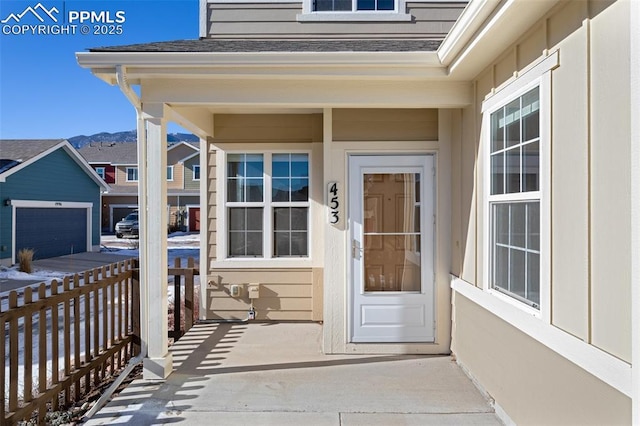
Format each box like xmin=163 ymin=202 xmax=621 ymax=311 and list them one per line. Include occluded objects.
xmin=1 ymin=258 xmax=139 ymax=425
xmin=169 ymin=257 xmax=199 ymax=341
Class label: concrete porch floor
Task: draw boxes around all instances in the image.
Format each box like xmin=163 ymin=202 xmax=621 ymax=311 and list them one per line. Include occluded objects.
xmin=84 ymin=322 xmax=502 ymax=425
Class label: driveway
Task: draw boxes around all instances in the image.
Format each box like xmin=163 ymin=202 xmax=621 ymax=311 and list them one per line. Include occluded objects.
xmin=84 ymin=322 xmax=502 ymax=425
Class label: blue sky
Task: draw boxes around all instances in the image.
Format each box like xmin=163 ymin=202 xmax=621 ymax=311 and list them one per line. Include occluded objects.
xmin=0 ymin=0 xmax=199 ymax=139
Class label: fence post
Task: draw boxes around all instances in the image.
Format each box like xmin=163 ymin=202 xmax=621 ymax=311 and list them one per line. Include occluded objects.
xmin=132 ymin=261 xmax=141 ymax=357
xmin=173 ymin=258 xmax=182 ymax=339
xmin=185 ymin=257 xmax=194 ymax=333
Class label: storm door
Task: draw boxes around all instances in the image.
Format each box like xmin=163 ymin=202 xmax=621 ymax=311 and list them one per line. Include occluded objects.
xmin=348 ymin=155 xmax=435 ymax=342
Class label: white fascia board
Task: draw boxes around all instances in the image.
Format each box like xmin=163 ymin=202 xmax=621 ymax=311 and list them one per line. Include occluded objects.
xmin=437 ymin=0 xmax=502 ymax=65
xmin=76 ymin=51 xmax=442 ymax=70
xmin=439 ymin=0 xmax=561 ymax=78
xmin=179 ymin=151 xmax=201 ymax=164
xmin=167 ymin=141 xmax=199 ymax=154
xmin=0 ymin=140 xmax=107 ymax=191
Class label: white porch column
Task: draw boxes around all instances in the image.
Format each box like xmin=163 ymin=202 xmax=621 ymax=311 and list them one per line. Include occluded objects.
xmin=139 ymin=102 xmax=173 ymax=379
xmin=630 ymin=0 xmax=639 ymax=422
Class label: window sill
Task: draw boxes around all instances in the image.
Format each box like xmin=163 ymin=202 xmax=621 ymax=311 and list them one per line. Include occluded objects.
xmin=296 ymin=12 xmax=412 ymax=22
xmin=211 ymin=258 xmax=315 ymax=269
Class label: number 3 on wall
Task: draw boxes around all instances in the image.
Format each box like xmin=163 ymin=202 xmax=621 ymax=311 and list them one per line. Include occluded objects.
xmin=327 ymin=182 xmax=339 ymax=225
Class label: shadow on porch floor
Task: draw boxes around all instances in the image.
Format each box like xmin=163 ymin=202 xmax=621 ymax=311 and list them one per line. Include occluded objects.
xmin=83 ymin=322 xmax=502 ymax=425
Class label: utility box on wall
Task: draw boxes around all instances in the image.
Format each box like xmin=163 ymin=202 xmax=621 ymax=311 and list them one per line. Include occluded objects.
xmin=248 ymin=284 xmax=260 ymax=299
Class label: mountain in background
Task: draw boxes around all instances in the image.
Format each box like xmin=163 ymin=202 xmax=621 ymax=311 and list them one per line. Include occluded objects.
xmin=68 ymin=130 xmax=199 ymax=148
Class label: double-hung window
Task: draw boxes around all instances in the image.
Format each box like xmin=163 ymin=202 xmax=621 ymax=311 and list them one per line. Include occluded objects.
xmin=314 ymin=0 xmax=394 ymax=11
xmin=226 ymin=152 xmax=310 ymax=259
xmin=126 ymin=167 xmax=138 ymax=182
xmin=95 ymin=167 xmax=106 ymax=180
xmin=488 ymin=87 xmax=541 ymax=308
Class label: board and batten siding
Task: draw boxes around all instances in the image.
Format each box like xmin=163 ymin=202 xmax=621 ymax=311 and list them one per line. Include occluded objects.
xmin=206 ymin=1 xmax=465 ymax=39
xmin=450 ymin=0 xmax=631 ymax=423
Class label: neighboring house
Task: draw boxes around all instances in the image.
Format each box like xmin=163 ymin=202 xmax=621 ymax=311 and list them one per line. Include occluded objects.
xmin=77 ymin=0 xmax=639 ymax=423
xmin=78 ymin=142 xmax=201 ymax=233
xmin=0 ymin=140 xmax=108 ymax=265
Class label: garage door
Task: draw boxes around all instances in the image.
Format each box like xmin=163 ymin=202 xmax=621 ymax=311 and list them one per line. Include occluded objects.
xmin=16 ymin=208 xmax=88 ymax=261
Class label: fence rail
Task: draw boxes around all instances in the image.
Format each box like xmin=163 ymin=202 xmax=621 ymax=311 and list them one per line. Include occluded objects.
xmin=1 ymin=258 xmax=139 ymax=425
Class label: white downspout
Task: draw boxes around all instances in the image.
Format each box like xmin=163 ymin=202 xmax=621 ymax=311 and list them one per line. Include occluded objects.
xmin=115 ymin=65 xmax=148 ymax=362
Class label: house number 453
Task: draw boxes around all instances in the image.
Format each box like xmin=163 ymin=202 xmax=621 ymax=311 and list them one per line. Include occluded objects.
xmin=327 ymin=182 xmax=340 ymax=225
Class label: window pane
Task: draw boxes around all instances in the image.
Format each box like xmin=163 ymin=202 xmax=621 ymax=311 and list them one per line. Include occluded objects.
xmin=246 ymin=208 xmax=263 ymax=231
xmin=246 ymin=178 xmax=264 ymax=202
xmin=245 ymin=154 xmax=263 ymax=177
xmin=291 ymin=232 xmax=308 ymax=256
xmin=290 ymin=208 xmax=308 ymax=230
xmin=527 ymin=202 xmax=540 ymax=251
xmin=377 ymin=0 xmax=394 ymax=9
xmin=510 ymin=203 xmax=526 ymax=248
xmin=274 ymin=232 xmax=290 ymax=256
xmin=491 ymin=153 xmax=504 ymax=195
xmin=274 ymin=207 xmax=290 ymax=231
xmin=495 ymin=203 xmax=509 ymax=245
xmin=291 ymin=178 xmax=309 ymax=201
xmin=527 ymin=252 xmax=540 ymax=305
xmin=229 ymin=232 xmax=246 ymax=257
xmin=227 ymin=154 xmax=243 ymax=177
xmin=291 ymin=154 xmax=309 ymax=177
xmin=495 ymin=245 xmax=509 ymax=291
xmin=227 ymin=179 xmax=242 ymax=202
xmin=357 ymin=0 xmax=375 ymax=9
xmin=228 ymin=208 xmax=246 ymax=231
xmin=272 ymin=178 xmax=290 ymax=202
xmin=510 ymin=249 xmax=526 ymax=298
xmin=505 ymin=147 xmax=521 ymax=193
xmin=491 ymin=108 xmax=505 ymax=153
xmin=523 ymin=141 xmax=539 ymax=192
xmin=246 ymin=232 xmax=263 ymax=256
xmin=315 ymin=0 xmax=350 ymax=10
xmin=522 ymin=88 xmax=540 ymax=142
xmin=272 ymin=154 xmax=289 ymax=178
xmin=505 ymin=98 xmax=521 ymax=148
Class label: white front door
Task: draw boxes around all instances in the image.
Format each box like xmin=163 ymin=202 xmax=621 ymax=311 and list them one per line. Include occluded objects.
xmin=349 ymin=155 xmax=435 ymax=343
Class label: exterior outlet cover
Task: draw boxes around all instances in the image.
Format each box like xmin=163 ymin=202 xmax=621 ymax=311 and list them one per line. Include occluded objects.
xmin=230 ymin=284 xmax=242 ymax=297
xmin=248 ymin=284 xmax=260 ymax=299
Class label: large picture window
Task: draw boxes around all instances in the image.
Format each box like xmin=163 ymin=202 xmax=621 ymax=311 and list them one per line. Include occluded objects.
xmin=489 ymin=87 xmax=540 ymax=308
xmin=226 ymin=152 xmax=310 ymax=259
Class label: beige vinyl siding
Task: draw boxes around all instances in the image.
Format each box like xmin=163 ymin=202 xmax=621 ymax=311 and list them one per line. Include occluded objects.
xmin=167 ymin=163 xmax=184 ymax=189
xmin=332 ymin=108 xmax=438 ymax=141
xmin=452 ymin=293 xmax=631 ymax=425
xmin=115 ymin=166 xmax=138 ymax=186
xmin=207 ymin=146 xmax=217 ymax=265
xmin=206 ymin=269 xmax=319 ymax=320
xmin=206 ymin=2 xmax=465 ymax=39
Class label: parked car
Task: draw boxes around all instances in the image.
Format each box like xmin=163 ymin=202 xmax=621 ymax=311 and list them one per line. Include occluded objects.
xmin=115 ymin=212 xmax=139 ymax=238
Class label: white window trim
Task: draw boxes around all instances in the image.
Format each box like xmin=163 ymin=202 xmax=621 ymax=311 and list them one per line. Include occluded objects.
xmin=481 ymin=52 xmax=557 ymax=323
xmin=126 ymin=167 xmax=138 ymax=182
xmin=298 ymin=0 xmax=411 ymax=21
xmin=216 ymin=150 xmax=313 ymax=268
xmin=167 ymin=165 xmax=174 ymax=182
xmin=95 ymin=167 xmax=106 ymax=179
xmin=192 ymin=164 xmax=201 ymax=181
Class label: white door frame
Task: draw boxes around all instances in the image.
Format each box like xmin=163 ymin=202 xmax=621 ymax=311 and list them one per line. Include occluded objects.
xmin=348 ymin=154 xmax=436 ymax=343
